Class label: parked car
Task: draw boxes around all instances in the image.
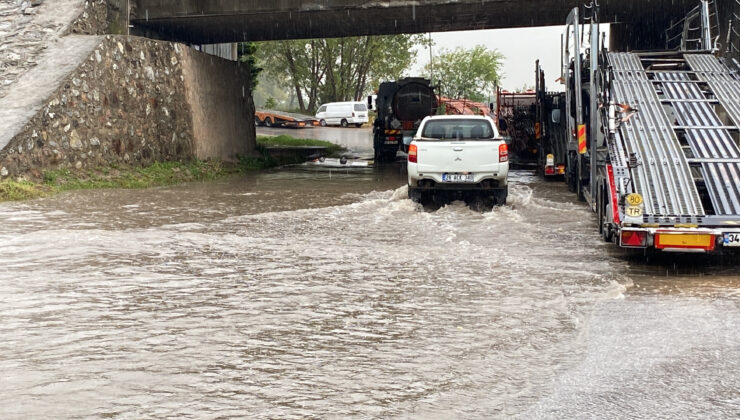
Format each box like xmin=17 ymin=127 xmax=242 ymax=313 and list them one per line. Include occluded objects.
xmin=407 ymin=115 xmax=509 ymax=210
xmin=315 ymin=102 xmax=369 ymax=127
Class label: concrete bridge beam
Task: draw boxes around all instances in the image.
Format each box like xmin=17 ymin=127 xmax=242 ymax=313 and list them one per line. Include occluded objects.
xmin=130 ymin=0 xmax=694 ymax=44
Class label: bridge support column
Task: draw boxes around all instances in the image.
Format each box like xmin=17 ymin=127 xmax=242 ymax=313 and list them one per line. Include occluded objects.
xmin=181 ymin=48 xmax=256 ymax=161
xmin=106 ymin=0 xmax=130 ymax=35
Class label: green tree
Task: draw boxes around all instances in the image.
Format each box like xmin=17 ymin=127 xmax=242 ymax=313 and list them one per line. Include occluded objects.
xmin=264 ymin=97 xmax=277 ymax=109
xmin=237 ymin=42 xmax=263 ymax=90
xmin=426 ymin=45 xmax=504 ymax=102
xmin=256 ymin=35 xmax=426 ymax=113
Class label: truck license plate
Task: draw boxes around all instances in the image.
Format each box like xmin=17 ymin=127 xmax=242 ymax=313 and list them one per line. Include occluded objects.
xmin=723 ymin=232 xmax=740 ymax=247
xmin=443 ymin=174 xmax=474 ymax=183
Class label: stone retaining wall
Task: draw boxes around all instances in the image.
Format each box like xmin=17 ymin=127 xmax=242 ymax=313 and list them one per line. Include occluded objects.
xmin=0 ymin=35 xmax=255 ymax=180
xmin=69 ymin=0 xmax=109 ymax=35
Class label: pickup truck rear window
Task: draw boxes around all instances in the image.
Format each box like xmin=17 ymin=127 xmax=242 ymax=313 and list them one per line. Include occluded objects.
xmin=421 ymin=119 xmax=495 ymax=140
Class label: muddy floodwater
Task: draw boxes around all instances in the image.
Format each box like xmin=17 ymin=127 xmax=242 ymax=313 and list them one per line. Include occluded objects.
xmin=1 ymin=163 xmax=738 ymax=419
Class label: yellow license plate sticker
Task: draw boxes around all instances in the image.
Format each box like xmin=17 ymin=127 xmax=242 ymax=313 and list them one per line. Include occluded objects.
xmin=655 ymin=233 xmax=714 ymax=249
xmin=626 ymin=193 xmax=643 ymax=206
xmin=625 ymin=206 xmax=643 ymax=217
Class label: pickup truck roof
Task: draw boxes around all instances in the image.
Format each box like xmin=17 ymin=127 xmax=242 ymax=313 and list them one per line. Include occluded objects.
xmin=423 ymin=115 xmax=493 ymax=120
xmin=417 ymin=115 xmax=501 ymax=139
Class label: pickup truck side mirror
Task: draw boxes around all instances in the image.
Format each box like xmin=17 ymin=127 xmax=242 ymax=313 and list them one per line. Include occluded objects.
xmin=367 ymin=95 xmax=373 ymax=110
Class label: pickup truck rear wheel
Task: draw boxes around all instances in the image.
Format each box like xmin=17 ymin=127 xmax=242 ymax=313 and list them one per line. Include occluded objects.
xmin=408 ymin=187 xmax=431 ymax=205
xmin=494 ymin=187 xmax=508 ymax=206
xmin=469 ymin=193 xmax=496 ymax=212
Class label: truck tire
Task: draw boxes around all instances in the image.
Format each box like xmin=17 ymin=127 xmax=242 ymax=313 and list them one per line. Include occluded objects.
xmin=598 ymin=186 xmax=605 ymax=235
xmin=567 ymin=152 xmax=577 ymax=193
xmin=341 ymin=119 xmax=349 ymax=128
xmin=494 ymin=187 xmax=508 ymax=206
xmin=373 ymin=134 xmax=382 ymax=161
xmin=469 ymin=193 xmax=496 ymax=212
xmin=601 ymin=184 xmax=613 ymax=243
xmin=320 ymin=119 xmax=327 ymax=127
xmin=408 ymin=186 xmax=422 ymax=202
xmin=264 ymin=117 xmax=273 ymax=127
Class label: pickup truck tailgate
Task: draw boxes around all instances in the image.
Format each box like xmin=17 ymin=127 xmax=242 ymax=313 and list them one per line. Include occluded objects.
xmin=415 ymin=141 xmax=501 ymax=172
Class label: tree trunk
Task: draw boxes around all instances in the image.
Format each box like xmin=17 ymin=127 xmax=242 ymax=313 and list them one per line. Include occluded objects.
xmin=283 ymin=46 xmax=306 ymax=112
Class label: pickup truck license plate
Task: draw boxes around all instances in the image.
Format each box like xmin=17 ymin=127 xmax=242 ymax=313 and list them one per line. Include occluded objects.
xmin=443 ymin=174 xmax=474 ymax=182
xmin=723 ymin=232 xmax=740 ymax=246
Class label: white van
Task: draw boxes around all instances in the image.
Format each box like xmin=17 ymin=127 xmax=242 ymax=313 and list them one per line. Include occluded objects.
xmin=315 ymin=102 xmax=369 ymax=127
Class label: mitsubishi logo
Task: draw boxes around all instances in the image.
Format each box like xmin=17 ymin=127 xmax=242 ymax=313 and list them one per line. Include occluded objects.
xmin=455 ymin=157 xmax=462 ymax=161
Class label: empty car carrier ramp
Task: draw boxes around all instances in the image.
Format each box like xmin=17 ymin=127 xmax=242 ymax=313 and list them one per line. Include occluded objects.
xmin=608 ymin=51 xmax=740 ymax=223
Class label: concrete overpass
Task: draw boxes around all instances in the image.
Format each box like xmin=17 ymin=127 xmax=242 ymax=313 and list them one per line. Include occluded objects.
xmin=130 ymin=0 xmax=695 ymax=48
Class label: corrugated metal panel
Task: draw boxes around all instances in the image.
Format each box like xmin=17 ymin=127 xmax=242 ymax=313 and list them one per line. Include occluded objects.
xmin=609 ymin=52 xmax=705 ymax=217
xmin=685 ymin=54 xmax=740 ymax=127
xmin=675 ymin=54 xmax=740 ymax=215
xmin=199 ymin=43 xmax=237 ymax=61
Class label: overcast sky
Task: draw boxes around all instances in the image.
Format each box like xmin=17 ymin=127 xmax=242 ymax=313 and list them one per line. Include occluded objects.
xmin=410 ymin=25 xmax=610 ymax=93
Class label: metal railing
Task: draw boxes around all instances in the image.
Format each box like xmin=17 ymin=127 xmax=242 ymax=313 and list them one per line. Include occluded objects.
xmin=665 ymin=0 xmax=720 ymax=52
xmin=727 ymin=0 xmax=740 ymax=58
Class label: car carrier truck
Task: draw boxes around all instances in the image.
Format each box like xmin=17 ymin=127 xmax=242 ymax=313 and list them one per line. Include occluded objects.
xmin=545 ymin=0 xmax=740 ymax=253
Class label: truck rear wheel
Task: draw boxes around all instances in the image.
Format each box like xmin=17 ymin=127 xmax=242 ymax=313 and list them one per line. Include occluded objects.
xmin=600 ymin=184 xmax=614 ymax=243
xmin=566 ymin=152 xmax=577 ymax=193
xmin=378 ymin=151 xmax=396 ymax=162
xmin=468 ymin=193 xmax=496 ymax=212
xmin=494 ymin=187 xmax=508 ymax=206
xmin=341 ymin=119 xmax=349 ymax=128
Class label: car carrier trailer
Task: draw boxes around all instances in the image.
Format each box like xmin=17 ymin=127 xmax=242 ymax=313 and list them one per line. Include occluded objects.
xmin=255 ymin=110 xmax=319 ymax=128
xmin=546 ymin=0 xmax=740 ymax=253
xmin=534 ymin=60 xmax=568 ymax=178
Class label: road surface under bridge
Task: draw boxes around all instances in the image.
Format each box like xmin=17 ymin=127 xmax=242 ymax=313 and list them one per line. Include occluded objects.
xmin=130 ymin=0 xmax=695 ymax=47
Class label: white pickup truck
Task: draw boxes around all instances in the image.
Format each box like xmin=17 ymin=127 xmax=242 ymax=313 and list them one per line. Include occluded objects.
xmin=407 ymin=115 xmax=509 ymax=209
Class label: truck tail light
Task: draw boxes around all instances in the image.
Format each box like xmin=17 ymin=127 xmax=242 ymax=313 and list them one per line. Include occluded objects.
xmin=352 ymin=112 xmax=356 ymax=117
xmin=621 ymin=230 xmax=648 ymax=248
xmin=408 ymin=144 xmax=418 ymax=163
xmin=545 ymin=166 xmax=555 ymax=175
xmin=499 ymin=143 xmax=508 ymax=162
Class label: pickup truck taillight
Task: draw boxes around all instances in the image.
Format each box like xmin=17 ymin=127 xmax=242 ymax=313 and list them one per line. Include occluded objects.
xmin=408 ymin=144 xmax=418 ymax=163
xmin=499 ymin=143 xmax=509 ymax=162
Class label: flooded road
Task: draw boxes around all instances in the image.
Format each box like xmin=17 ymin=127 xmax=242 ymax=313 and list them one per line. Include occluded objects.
xmin=1 ymin=161 xmax=738 ymax=418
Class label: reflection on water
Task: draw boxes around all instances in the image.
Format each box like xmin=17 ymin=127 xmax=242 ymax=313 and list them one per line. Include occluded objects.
xmin=0 ymin=168 xmax=737 ymax=419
